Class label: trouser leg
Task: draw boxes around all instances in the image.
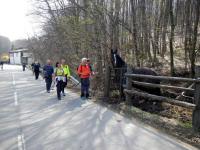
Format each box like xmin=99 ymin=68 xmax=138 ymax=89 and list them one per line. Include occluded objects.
xmin=45 ymin=79 xmax=48 ymax=91
xmin=62 ymin=82 xmax=65 ymax=93
xmin=35 ymin=71 xmax=39 ymax=79
xmin=37 ymin=72 xmax=39 ymax=79
xmin=35 ymin=72 xmax=37 ymax=79
xmin=49 ymin=78 xmax=52 ymax=91
xmin=85 ymin=78 xmax=90 ymax=97
xmin=57 ymin=81 xmax=62 ymax=99
xmin=62 ymin=77 xmax=67 ymax=93
xmin=46 ymin=77 xmax=52 ymax=91
xmin=65 ymin=77 xmax=68 ymax=87
xmin=45 ymin=77 xmax=52 ymax=91
xmin=81 ymin=79 xmax=85 ymax=97
xmin=81 ymin=78 xmax=90 ymax=97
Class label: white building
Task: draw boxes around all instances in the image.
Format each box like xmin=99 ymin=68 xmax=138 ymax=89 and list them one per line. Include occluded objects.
xmin=9 ymin=49 xmax=33 ymax=65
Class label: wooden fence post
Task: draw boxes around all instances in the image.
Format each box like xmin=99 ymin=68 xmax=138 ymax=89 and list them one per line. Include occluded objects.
xmin=104 ymin=66 xmax=111 ymax=99
xmin=126 ymin=65 xmax=132 ymax=105
xmin=192 ymin=65 xmax=200 ymax=131
xmin=119 ymin=68 xmax=123 ymax=101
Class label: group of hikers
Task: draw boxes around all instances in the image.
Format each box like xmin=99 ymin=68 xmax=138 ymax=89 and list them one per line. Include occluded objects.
xmin=31 ymin=58 xmax=93 ymax=100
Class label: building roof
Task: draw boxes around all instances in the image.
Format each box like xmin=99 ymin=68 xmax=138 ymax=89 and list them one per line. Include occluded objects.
xmin=9 ymin=49 xmax=30 ymax=53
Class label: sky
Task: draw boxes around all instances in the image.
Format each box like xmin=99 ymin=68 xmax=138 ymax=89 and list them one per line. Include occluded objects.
xmin=0 ymin=0 xmax=38 ymax=41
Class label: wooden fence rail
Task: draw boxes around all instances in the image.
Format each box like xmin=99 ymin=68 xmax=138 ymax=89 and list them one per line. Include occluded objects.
xmin=125 ymin=73 xmax=200 ymax=83
xmin=131 ymin=80 xmax=194 ymax=92
xmin=104 ymin=65 xmax=200 ymax=131
xmin=124 ymin=89 xmax=195 ymax=109
xmin=124 ymin=65 xmax=200 ymax=131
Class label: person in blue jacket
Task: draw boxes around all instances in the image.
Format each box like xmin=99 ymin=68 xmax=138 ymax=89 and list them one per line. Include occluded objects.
xmin=43 ymin=59 xmax=54 ymax=93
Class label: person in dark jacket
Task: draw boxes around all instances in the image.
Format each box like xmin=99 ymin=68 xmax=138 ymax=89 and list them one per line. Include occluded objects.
xmin=31 ymin=62 xmax=35 ymax=75
xmin=34 ymin=61 xmax=40 ymax=80
xmin=43 ymin=59 xmax=54 ymax=93
xmin=0 ymin=61 xmax=4 ymax=70
xmin=22 ymin=63 xmax=26 ymax=71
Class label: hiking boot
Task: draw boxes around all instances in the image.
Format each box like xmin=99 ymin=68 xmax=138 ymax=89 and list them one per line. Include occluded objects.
xmin=86 ymin=94 xmax=90 ymax=99
xmin=80 ymin=93 xmax=84 ymax=98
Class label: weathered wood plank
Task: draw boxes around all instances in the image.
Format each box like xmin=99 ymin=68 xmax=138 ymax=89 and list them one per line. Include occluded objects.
xmin=132 ymin=80 xmax=194 ymax=92
xmin=124 ymin=89 xmax=195 ymax=109
xmin=125 ymin=66 xmax=132 ymax=105
xmin=193 ymin=66 xmax=200 ymax=131
xmin=104 ymin=66 xmax=111 ymax=98
xmin=125 ymin=73 xmax=200 ymax=83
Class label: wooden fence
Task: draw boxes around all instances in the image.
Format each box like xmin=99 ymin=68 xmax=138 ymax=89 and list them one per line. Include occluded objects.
xmin=104 ymin=66 xmax=200 ymax=131
xmin=104 ymin=67 xmax=127 ymax=99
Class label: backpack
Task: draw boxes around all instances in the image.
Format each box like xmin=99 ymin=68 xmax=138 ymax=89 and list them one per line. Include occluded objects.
xmin=88 ymin=64 xmax=92 ymax=72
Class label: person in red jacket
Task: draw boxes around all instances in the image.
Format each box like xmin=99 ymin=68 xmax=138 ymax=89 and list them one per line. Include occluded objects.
xmin=77 ymin=58 xmax=91 ymax=99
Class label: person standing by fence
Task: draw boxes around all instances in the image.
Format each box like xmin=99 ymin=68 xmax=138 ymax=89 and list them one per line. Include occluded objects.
xmin=55 ymin=62 xmax=65 ymax=100
xmin=87 ymin=58 xmax=94 ymax=76
xmin=77 ymin=58 xmax=91 ymax=99
xmin=61 ymin=59 xmax=71 ymax=96
xmin=43 ymin=59 xmax=54 ymax=93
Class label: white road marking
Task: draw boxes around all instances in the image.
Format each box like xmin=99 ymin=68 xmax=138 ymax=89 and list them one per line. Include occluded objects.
xmin=12 ymin=73 xmax=15 ymax=85
xmin=14 ymin=92 xmax=18 ymax=106
xmin=18 ymin=134 xmax=26 ymax=150
xmin=18 ymin=135 xmax=23 ymax=150
xmin=21 ymin=134 xmax=26 ymax=150
xmin=13 ymin=72 xmax=26 ymax=150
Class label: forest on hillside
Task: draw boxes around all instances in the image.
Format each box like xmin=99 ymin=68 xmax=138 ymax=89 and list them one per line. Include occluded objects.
xmin=12 ymin=39 xmax=29 ymax=50
xmin=0 ymin=36 xmax=11 ymax=62
xmin=28 ymin=0 xmax=200 ymax=79
xmin=0 ymin=36 xmax=29 ymax=52
xmin=0 ymin=35 xmax=11 ymax=53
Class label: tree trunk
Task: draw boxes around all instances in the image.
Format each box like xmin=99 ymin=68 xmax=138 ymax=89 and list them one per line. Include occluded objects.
xmin=161 ymin=0 xmax=170 ymax=58
xmin=130 ymin=0 xmax=140 ymax=67
xmin=184 ymin=0 xmax=192 ymax=74
xmin=169 ymin=0 xmax=175 ymax=76
xmin=190 ymin=0 xmax=200 ymax=77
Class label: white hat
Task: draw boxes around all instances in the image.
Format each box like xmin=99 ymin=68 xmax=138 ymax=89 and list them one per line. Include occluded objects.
xmin=81 ymin=58 xmax=87 ymax=62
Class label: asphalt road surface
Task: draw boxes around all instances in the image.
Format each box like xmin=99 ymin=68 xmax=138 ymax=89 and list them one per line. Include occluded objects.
xmin=0 ymin=65 xmax=198 ymax=150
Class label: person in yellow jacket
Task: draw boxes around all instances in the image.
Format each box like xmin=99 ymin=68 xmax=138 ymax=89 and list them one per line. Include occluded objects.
xmin=55 ymin=62 xmax=65 ymax=100
xmin=61 ymin=59 xmax=71 ymax=96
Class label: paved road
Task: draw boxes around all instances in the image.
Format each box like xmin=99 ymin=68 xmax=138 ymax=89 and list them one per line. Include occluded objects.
xmin=0 ymin=65 xmax=198 ymax=150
